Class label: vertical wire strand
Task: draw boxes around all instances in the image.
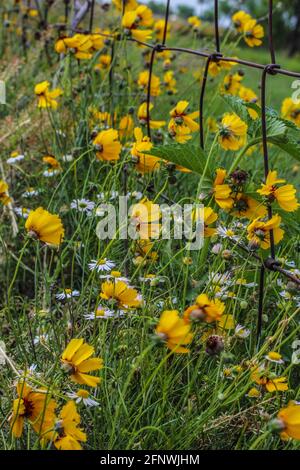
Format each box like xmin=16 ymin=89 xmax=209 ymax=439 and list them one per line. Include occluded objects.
xmin=162 ymin=0 xmax=170 ymax=46
xmin=89 ymin=0 xmax=95 ymax=33
xmin=146 ymin=48 xmax=157 ymax=139
xmin=268 ymin=0 xmax=276 ymax=64
xmin=199 ymin=56 xmax=212 ymax=149
xmin=214 ymin=0 xmax=220 ymax=52
xmin=261 ymin=67 xmax=276 ymax=260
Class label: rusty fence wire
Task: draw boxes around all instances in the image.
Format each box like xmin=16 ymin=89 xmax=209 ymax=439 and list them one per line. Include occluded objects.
xmin=5 ymin=0 xmax=300 ymax=340
xmin=129 ymin=0 xmax=300 ymax=341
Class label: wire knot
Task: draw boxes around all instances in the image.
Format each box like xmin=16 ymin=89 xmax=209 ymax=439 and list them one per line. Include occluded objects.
xmin=265 ymin=64 xmax=281 ymax=75
xmin=210 ymin=52 xmax=223 ymax=62
xmin=264 ymin=257 xmax=281 ymax=271
xmin=154 ymin=44 xmax=165 ymax=53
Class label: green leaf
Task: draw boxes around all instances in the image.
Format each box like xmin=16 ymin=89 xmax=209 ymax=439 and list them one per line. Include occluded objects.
xmin=222 ymin=95 xmax=251 ymax=124
xmin=265 ymin=117 xmax=287 ymax=138
xmin=269 ymin=135 xmax=300 ymax=162
xmin=148 ymin=143 xmax=210 ymax=177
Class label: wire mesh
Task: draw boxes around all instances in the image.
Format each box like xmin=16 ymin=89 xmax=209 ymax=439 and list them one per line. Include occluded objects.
xmin=125 ymin=0 xmax=300 ymax=340
xmin=6 ymin=0 xmax=300 ymax=340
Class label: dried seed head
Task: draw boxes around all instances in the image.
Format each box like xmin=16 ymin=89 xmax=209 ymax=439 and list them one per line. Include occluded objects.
xmin=206 ymin=335 xmax=224 ymax=356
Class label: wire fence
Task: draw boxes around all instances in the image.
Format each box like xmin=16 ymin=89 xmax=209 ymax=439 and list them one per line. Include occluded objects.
xmin=127 ymin=0 xmax=300 ymax=341
xmin=5 ymin=0 xmax=300 ymax=340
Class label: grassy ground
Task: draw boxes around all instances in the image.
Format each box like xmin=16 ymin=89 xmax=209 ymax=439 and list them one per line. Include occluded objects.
xmin=0 ymin=2 xmax=300 ymax=451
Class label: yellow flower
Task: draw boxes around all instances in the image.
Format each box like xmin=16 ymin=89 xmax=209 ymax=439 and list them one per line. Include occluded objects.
xmin=93 ymin=129 xmax=121 ymax=162
xmin=277 ymin=404 xmax=300 ymax=440
xmin=184 ymin=294 xmax=225 ymax=324
xmin=94 ymin=54 xmax=111 ymax=71
xmin=0 ymin=180 xmax=11 ymax=205
xmin=90 ymin=33 xmax=105 ymax=51
xmin=90 ymin=109 xmax=115 ymax=127
xmin=208 ymin=59 xmax=237 ymax=78
xmin=243 ymin=19 xmax=264 ymax=48
xmin=218 ymin=314 xmax=235 ymax=330
xmin=113 ymin=0 xmax=138 ymax=12
xmin=232 ymin=11 xmax=252 ymax=32
xmin=61 ymin=339 xmax=103 ymax=387
xmin=129 ymin=198 xmax=161 ymax=239
xmin=25 ymin=207 xmax=65 ymax=246
xmin=138 ymin=70 xmax=161 ymax=97
xmin=213 ymin=169 xmax=234 ymax=210
xmin=163 ymin=70 xmax=177 ymax=94
xmin=119 ymin=115 xmax=134 ymax=139
xmin=100 ymin=280 xmax=141 ymax=308
xmin=154 ymin=19 xmax=170 ymax=41
xmin=34 ymin=81 xmax=62 ymax=109
xmin=10 ymin=381 xmax=56 ymax=439
xmin=134 ymin=239 xmax=158 ymax=264
xmin=257 ymin=171 xmax=299 ymax=212
xmin=188 ymin=16 xmax=201 ymax=30
xmin=169 ymin=100 xmax=199 ymax=133
xmin=247 ymin=214 xmax=284 ymax=249
xmin=61 ymin=34 xmax=93 ymax=59
xmin=131 ymin=127 xmax=161 ymax=173
xmin=231 ymin=193 xmax=267 ymax=219
xmin=251 ymin=367 xmax=288 ymax=393
xmin=135 ymin=5 xmax=153 ymax=27
xmin=122 ymin=11 xmax=152 ymax=41
xmin=281 ymin=98 xmax=300 ymax=127
xmin=138 ymin=102 xmax=166 ymax=129
xmin=53 ymin=401 xmax=87 ymax=450
xmin=43 ymin=155 xmax=62 ymax=170
xmin=155 ymin=310 xmax=193 ymax=354
xmin=221 ymin=73 xmax=243 ymax=95
xmin=219 ymin=113 xmax=248 ymax=151
xmin=193 ymin=206 xmax=218 ymax=237
xmin=239 ymin=86 xmax=259 ymax=119
xmin=207 ymin=117 xmax=218 ymax=133
xmin=168 ymin=121 xmax=192 ymax=143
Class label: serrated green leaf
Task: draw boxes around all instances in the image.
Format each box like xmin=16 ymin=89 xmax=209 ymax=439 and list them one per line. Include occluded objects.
xmin=269 ymin=135 xmax=300 ymax=162
xmin=265 ymin=117 xmax=287 ymax=137
xmin=148 ymin=143 xmax=211 ymax=177
xmin=222 ymin=95 xmax=250 ymax=125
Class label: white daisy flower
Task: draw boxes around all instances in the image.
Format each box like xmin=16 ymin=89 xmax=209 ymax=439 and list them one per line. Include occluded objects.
xmin=33 ymin=333 xmax=49 ymax=345
xmin=70 ymin=199 xmax=95 ymax=214
xmin=129 ymin=191 xmax=143 ymax=200
xmin=84 ymin=306 xmax=121 ymax=320
xmin=14 ymin=207 xmax=30 ymax=219
xmin=43 ymin=169 xmax=60 ymax=177
xmin=208 ymin=271 xmax=232 ymax=286
xmin=67 ymin=389 xmax=99 ymax=407
xmin=88 ymin=258 xmax=115 ymax=273
xmin=56 ymin=289 xmax=80 ymax=300
xmin=99 ymin=271 xmax=129 ymax=283
xmin=139 ymin=275 xmax=165 ymax=286
xmin=22 ymin=188 xmax=39 ymax=198
xmin=7 ymin=154 xmax=25 ymax=165
xmin=217 ymin=225 xmax=240 ymax=241
xmin=279 ymin=290 xmax=294 ymax=300
xmin=62 ymin=154 xmax=73 ymax=162
xmin=95 ymin=206 xmax=106 ymax=217
xmin=235 ymin=324 xmax=251 ymax=339
xmin=265 ymin=352 xmax=284 ymax=364
xmin=235 ymin=278 xmax=257 ymax=288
